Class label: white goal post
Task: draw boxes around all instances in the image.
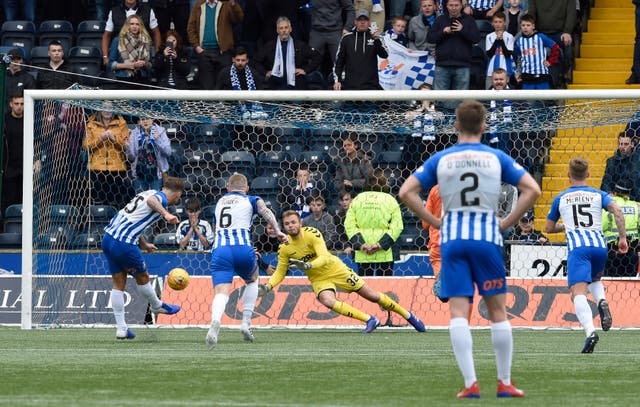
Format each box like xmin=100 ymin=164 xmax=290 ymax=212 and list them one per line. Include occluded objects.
xmin=20 ymin=88 xmax=640 ymax=330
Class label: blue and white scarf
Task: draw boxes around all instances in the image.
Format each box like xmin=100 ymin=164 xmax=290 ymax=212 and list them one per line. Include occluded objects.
xmin=230 ymin=64 xmax=257 ymax=91
xmin=272 ymin=37 xmax=296 ymax=87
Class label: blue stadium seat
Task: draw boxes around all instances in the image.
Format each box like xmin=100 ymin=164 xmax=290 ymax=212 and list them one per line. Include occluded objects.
xmin=0 ymin=45 xmax=26 ymax=59
xmin=69 ymin=233 xmax=102 ymax=250
xmin=38 ymin=20 xmax=74 ymax=53
xmin=50 ymin=204 xmax=81 ymax=228
xmin=85 ymin=204 xmax=116 ymax=229
xmin=256 ymin=150 xmax=294 ymax=178
xmin=68 ymin=46 xmax=102 ymax=85
xmin=75 ymin=20 xmax=105 ymax=49
xmin=36 ymin=227 xmax=75 ymax=250
xmin=299 ymin=150 xmax=332 ymax=172
xmin=30 ymin=45 xmax=50 ymax=66
xmin=1 ymin=20 xmax=36 ymax=57
xmin=200 ymin=205 xmax=216 ymax=221
xmin=4 ymin=203 xmax=22 ymax=230
xmin=0 ymin=232 xmax=21 ymax=249
xmin=374 ymin=150 xmax=403 ymax=169
xmin=220 ymin=150 xmax=256 ymax=177
xmin=153 ymin=233 xmax=178 ymax=250
xmin=250 ymin=176 xmax=281 ymax=195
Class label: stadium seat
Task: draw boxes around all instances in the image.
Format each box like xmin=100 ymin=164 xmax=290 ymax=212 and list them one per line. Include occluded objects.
xmin=36 ymin=228 xmax=75 ymax=250
xmin=256 ymin=150 xmax=293 ymax=178
xmin=307 ymin=129 xmax=341 ymax=159
xmin=220 ymin=150 xmax=256 ymax=177
xmin=298 ymin=150 xmax=332 ymax=173
xmin=375 ymin=150 xmax=403 ymax=169
xmin=69 ymin=233 xmax=102 ymax=250
xmin=397 ymin=230 xmax=421 ymax=251
xmin=1 ymin=20 xmax=36 ymax=57
xmin=170 ymin=205 xmax=188 ymax=221
xmin=38 ymin=20 xmax=74 ymax=53
xmin=75 ymin=20 xmax=105 ymax=49
xmin=0 ymin=45 xmax=26 ymax=59
xmin=85 ymin=204 xmax=116 ymax=231
xmin=167 ymin=141 xmax=185 ymax=177
xmin=200 ymin=205 xmax=216 ymax=221
xmin=50 ymin=204 xmax=81 ymax=228
xmin=250 ymin=176 xmax=281 ymax=195
xmin=208 ymin=177 xmax=229 ymax=198
xmin=0 ymin=232 xmax=21 ymax=249
xmin=272 ymin=141 xmax=304 ymax=159
xmin=4 ymin=204 xmax=22 ymax=234
xmin=68 ymin=46 xmax=102 ymax=86
xmin=29 ymin=45 xmax=50 ymax=66
xmin=153 ymin=233 xmax=178 ymax=250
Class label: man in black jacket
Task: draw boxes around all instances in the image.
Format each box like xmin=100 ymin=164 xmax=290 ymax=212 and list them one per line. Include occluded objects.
xmin=254 ymin=16 xmax=322 ymax=90
xmin=4 ymin=49 xmax=35 ymax=100
xmin=601 ymin=132 xmax=639 ymax=201
xmin=35 ymin=41 xmax=76 ymax=90
xmin=333 ymin=9 xmax=388 ymax=90
xmin=1 ymin=95 xmax=24 ymax=212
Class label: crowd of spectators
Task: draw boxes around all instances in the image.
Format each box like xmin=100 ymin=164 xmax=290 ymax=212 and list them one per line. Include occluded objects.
xmin=5 ymin=0 xmax=635 ymax=273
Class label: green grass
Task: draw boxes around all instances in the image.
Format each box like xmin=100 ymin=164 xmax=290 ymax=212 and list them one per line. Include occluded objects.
xmin=1 ymin=327 xmax=639 ymax=406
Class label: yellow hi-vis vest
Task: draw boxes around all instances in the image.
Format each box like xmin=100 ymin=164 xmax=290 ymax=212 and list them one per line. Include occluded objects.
xmin=602 ymin=195 xmax=640 ymax=243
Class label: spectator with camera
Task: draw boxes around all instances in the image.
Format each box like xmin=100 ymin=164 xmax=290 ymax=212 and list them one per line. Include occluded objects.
xmin=153 ymin=30 xmax=192 ymax=89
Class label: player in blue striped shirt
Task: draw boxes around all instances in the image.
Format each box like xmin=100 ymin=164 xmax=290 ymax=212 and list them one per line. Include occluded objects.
xmin=102 ymin=176 xmax=185 ymax=340
xmin=206 ymin=173 xmax=289 ymax=350
xmin=545 ymin=158 xmax=628 ymax=353
xmin=400 ymin=100 xmax=540 ymax=398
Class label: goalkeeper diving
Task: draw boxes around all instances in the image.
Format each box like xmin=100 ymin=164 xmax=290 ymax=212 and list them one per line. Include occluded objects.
xmin=259 ymin=210 xmax=426 ymax=333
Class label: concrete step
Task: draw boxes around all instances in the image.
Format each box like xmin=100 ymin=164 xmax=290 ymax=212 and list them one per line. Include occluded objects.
xmin=568 ymin=83 xmax=640 ymax=89
xmin=545 ymin=163 xmax=606 ymax=177
xmin=595 ymin=0 xmax=635 ymax=7
xmin=542 ymin=177 xmax=601 ymax=191
xmin=586 ymin=20 xmax=634 ymax=33
xmin=551 ymin=137 xmax=617 ymax=150
xmin=574 ymin=57 xmax=632 ymax=71
xmin=548 ymin=150 xmax=610 ymax=164
xmin=572 ymin=70 xmax=631 ymax=84
xmin=580 ymin=32 xmax=633 ymax=45
xmin=589 ymin=7 xmax=635 ymax=20
xmin=580 ymin=44 xmax=634 ymax=58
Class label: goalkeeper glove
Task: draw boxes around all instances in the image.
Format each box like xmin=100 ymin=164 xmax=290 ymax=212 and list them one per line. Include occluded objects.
xmin=258 ymin=283 xmax=272 ymax=297
xmin=289 ymin=259 xmax=312 ymax=270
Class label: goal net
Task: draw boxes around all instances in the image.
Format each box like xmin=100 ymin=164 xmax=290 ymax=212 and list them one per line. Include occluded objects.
xmin=19 ymin=88 xmax=640 ymax=330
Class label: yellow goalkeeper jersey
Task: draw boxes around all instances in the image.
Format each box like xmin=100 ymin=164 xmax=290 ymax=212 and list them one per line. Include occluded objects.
xmin=268 ymin=226 xmax=351 ymax=288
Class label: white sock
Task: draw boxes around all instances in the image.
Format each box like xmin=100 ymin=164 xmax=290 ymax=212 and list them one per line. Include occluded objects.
xmin=573 ymin=295 xmax=596 ymax=336
xmin=211 ymin=293 xmax=229 ymax=325
xmin=110 ymin=289 xmax=127 ymax=330
xmin=241 ymin=280 xmax=258 ymax=327
xmin=137 ymin=282 xmax=162 ymax=309
xmin=588 ymin=281 xmax=606 ymax=303
xmin=491 ymin=320 xmax=513 ymax=385
xmin=450 ymin=317 xmax=477 ymax=388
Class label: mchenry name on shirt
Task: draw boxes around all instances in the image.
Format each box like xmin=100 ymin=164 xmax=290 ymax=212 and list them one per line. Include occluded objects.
xmin=563 ymin=193 xmax=595 ymax=205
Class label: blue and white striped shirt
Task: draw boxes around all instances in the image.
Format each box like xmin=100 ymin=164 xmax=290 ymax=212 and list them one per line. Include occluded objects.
xmin=212 ymin=192 xmax=260 ymax=249
xmin=413 ymin=143 xmax=526 ymax=247
xmin=547 ymin=186 xmax=611 ymax=251
xmin=514 ymin=32 xmax=556 ymax=75
xmin=105 ymin=190 xmax=167 ymax=245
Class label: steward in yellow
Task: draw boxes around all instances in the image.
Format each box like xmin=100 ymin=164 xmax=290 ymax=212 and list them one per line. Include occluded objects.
xmin=344 ymin=169 xmax=403 ymax=276
xmin=602 ymin=183 xmax=640 ymax=277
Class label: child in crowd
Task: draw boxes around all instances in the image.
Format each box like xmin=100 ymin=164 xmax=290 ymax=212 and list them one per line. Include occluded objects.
xmin=384 ymin=16 xmax=409 ymax=47
xmin=514 ymin=14 xmax=559 ymax=90
xmin=505 ymin=0 xmax=524 ymax=37
xmin=302 ymin=194 xmax=339 ymax=249
xmin=485 ymin=12 xmax=515 ymax=89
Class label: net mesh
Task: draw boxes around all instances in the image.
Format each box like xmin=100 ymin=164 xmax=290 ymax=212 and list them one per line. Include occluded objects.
xmin=26 ymin=88 xmax=640 ymax=328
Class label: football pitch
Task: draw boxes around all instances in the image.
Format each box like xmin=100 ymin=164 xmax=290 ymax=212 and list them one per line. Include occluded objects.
xmin=1 ymin=327 xmax=639 ymax=406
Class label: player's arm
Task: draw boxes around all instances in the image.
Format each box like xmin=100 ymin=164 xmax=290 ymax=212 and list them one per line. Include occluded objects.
xmin=260 ymin=247 xmax=290 ymax=295
xmin=499 ymin=172 xmax=541 ymax=231
xmin=139 ymin=235 xmax=157 ymax=252
xmin=257 ymin=199 xmax=289 ymax=244
xmin=399 ymin=176 xmax=442 ymax=229
xmin=607 ymin=200 xmax=628 ymax=253
xmin=544 ymin=198 xmax=564 ymax=234
xmin=147 ymin=195 xmax=179 ymax=224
